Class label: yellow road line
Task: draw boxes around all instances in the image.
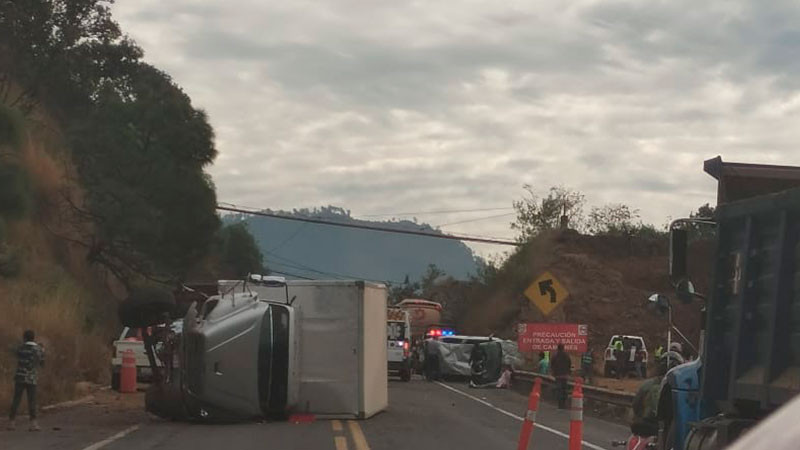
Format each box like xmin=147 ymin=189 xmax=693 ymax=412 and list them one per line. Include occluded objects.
xmin=332 ymin=420 xmax=343 ymax=432
xmin=334 ymin=436 xmax=349 ymax=450
xmin=347 ymin=420 xmax=370 ymax=450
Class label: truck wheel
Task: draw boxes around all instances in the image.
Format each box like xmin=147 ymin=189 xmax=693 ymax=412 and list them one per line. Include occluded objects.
xmin=119 ymin=286 xmax=176 ymax=328
xmin=400 ymin=366 xmax=411 ymax=382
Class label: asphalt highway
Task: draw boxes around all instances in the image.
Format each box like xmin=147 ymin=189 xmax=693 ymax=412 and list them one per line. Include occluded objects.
xmin=3 ymin=377 xmax=629 ymax=450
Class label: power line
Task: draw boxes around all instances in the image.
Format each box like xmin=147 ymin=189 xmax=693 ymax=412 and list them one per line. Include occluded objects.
xmin=269 ymin=269 xmax=315 ymax=280
xmin=217 ymin=204 xmax=521 ymax=247
xmin=266 ymin=251 xmax=406 ymax=285
xmin=434 ymin=212 xmax=516 ymax=228
xmin=358 ymin=207 xmax=514 ymax=218
xmin=267 ymin=222 xmax=307 ymax=252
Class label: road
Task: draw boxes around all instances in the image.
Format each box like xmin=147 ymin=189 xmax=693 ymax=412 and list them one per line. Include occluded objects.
xmin=3 ymin=378 xmax=629 ymax=450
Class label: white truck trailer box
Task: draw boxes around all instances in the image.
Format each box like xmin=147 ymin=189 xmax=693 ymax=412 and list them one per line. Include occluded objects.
xmin=231 ymin=279 xmax=388 ymax=419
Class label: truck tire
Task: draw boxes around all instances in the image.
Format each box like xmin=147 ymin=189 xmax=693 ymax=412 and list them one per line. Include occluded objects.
xmin=119 ymin=286 xmax=176 ymax=328
xmin=684 ymin=424 xmax=717 ymax=450
xmin=400 ymin=365 xmax=411 ymax=382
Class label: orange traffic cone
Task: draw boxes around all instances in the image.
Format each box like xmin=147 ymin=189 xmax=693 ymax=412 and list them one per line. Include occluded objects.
xmin=120 ymin=349 xmax=137 ymax=393
xmin=568 ymin=377 xmax=584 ymax=450
xmin=517 ymin=377 xmax=542 ymax=450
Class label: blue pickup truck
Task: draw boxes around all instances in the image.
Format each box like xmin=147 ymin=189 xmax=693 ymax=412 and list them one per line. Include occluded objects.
xmin=656 ymin=156 xmax=800 ymax=450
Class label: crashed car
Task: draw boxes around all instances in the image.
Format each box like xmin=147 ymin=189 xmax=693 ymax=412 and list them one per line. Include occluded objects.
xmin=423 ymin=335 xmax=525 ymax=387
xmin=118 ymin=277 xmax=298 ymax=421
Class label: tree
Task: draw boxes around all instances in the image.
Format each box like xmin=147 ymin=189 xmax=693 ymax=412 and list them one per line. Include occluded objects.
xmin=420 ymin=264 xmax=445 ymax=293
xmin=217 ymin=223 xmax=265 ymax=278
xmin=0 ymin=0 xmax=142 ymax=115
xmin=0 ymin=162 xmax=31 ymax=220
xmin=511 ymin=185 xmax=585 ymax=241
xmin=586 ymin=203 xmax=640 ymax=235
xmin=62 ymin=63 xmax=220 ymax=284
xmin=388 ymin=275 xmax=420 ymax=305
xmin=689 ymin=203 xmax=717 ymax=241
xmin=1 ymin=1 xmax=222 ymax=285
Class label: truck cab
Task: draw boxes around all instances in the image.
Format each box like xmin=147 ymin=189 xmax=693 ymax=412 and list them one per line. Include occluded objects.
xmin=180 ymin=280 xmax=299 ymax=420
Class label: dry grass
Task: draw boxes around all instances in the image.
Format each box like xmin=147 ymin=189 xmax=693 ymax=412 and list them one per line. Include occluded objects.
xmin=0 ymin=255 xmax=112 ymax=409
xmin=0 ymin=105 xmax=116 ymax=411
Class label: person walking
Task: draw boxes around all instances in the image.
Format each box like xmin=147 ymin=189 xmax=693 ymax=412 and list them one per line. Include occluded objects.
xmin=551 ymin=344 xmax=572 ymax=409
xmin=580 ymin=348 xmax=594 ymax=384
xmin=8 ymin=330 xmax=45 ymax=431
xmin=613 ymin=339 xmax=626 ymax=379
xmin=537 ymin=351 xmax=550 ymax=375
xmin=634 ymin=348 xmax=645 ymax=378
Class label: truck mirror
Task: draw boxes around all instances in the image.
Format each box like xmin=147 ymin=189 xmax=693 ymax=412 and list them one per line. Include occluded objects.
xmin=670 ymin=228 xmax=688 ymax=283
xmin=675 ymin=279 xmax=696 ymax=304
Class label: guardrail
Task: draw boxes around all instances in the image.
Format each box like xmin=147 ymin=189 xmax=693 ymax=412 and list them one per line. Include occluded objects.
xmin=515 ymin=370 xmax=635 ymax=408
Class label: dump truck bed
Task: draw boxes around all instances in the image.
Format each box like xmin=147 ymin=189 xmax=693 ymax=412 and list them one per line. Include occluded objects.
xmin=703 ymin=186 xmax=800 ymax=412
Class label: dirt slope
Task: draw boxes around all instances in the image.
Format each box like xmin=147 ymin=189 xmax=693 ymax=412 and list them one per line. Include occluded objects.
xmin=462 ymin=231 xmax=711 ymax=360
xmin=0 ymin=111 xmax=119 ymax=408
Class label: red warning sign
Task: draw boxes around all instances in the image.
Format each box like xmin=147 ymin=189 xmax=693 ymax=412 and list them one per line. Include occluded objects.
xmin=517 ymin=323 xmax=588 ymax=353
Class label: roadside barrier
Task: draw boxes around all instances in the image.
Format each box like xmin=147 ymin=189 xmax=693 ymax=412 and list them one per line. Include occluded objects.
xmin=120 ymin=349 xmax=137 ymax=393
xmin=568 ymin=377 xmax=584 ymax=450
xmin=517 ymin=377 xmax=542 ymax=450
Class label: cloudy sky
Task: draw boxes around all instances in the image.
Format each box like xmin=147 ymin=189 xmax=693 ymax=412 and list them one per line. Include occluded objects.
xmin=112 ymin=0 xmax=800 ymax=255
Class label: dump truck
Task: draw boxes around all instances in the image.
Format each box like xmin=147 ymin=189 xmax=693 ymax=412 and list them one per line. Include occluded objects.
xmin=656 ymin=157 xmax=800 ymax=449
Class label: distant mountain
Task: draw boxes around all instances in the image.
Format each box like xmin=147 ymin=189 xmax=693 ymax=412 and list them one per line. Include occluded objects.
xmin=224 ymin=206 xmax=480 ymax=284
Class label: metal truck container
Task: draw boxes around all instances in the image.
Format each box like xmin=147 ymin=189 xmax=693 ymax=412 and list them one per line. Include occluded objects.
xmin=396 ymin=298 xmax=442 ymax=338
xmin=243 ymin=280 xmax=388 ymax=419
xmin=702 ymin=186 xmax=800 ymax=413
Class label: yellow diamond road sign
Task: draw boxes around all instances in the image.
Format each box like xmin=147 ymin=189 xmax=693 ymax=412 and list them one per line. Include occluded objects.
xmin=524 ymin=271 xmax=569 ymax=317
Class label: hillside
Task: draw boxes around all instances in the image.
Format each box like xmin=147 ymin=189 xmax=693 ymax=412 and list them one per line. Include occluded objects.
xmin=228 ymin=206 xmax=480 ymax=283
xmin=0 ymin=1 xmax=231 ymax=409
xmin=460 ymin=230 xmax=711 ymax=359
xmin=0 ymin=108 xmax=117 ymax=408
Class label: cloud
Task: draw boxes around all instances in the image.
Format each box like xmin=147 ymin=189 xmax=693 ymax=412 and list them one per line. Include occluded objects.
xmin=112 ymin=0 xmax=800 ymax=255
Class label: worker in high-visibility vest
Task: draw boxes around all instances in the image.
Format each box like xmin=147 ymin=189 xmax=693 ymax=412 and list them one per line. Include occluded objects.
xmin=654 ymin=345 xmax=663 ymax=359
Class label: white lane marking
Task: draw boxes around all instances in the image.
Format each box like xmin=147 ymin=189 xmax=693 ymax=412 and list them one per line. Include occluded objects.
xmin=80 ymin=424 xmax=141 ymax=450
xmin=42 ymin=395 xmax=94 ymax=411
xmin=434 ymin=382 xmax=608 ymax=450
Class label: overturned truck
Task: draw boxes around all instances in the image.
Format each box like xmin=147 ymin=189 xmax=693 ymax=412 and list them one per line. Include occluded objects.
xmin=119 ymin=278 xmax=388 ymax=421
